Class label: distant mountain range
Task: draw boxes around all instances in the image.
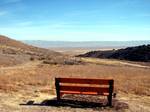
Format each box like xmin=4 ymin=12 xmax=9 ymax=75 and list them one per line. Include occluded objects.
xmin=23 ymin=40 xmax=150 ymax=48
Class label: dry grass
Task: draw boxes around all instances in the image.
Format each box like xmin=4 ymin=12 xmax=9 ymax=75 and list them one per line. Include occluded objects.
xmin=0 ymin=59 xmax=149 ymax=112
xmin=1 ymin=35 xmax=149 ymax=111
xmin=0 ymin=60 xmax=149 ymax=96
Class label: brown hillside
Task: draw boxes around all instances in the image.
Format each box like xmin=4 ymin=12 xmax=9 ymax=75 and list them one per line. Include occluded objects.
xmin=0 ymin=35 xmax=59 ymax=54
xmin=0 ymin=35 xmax=81 ymax=66
xmin=77 ymin=44 xmax=150 ymax=62
xmin=0 ymin=35 xmax=61 ymax=57
xmin=0 ymin=35 xmax=58 ymax=66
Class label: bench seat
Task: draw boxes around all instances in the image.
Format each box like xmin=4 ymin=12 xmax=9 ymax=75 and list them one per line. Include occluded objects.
xmin=60 ymin=91 xmax=109 ymax=96
xmin=55 ymin=77 xmax=114 ymax=106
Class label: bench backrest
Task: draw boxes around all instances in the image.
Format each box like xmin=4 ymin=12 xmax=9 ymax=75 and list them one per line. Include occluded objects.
xmin=56 ymin=78 xmax=113 ymax=85
xmin=55 ymin=78 xmax=114 ymax=95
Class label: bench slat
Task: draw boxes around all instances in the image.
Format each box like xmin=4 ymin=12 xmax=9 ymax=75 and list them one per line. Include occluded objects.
xmin=59 ymin=85 xmax=109 ymax=93
xmin=60 ymin=91 xmax=109 ymax=96
xmin=57 ymin=78 xmax=113 ymax=85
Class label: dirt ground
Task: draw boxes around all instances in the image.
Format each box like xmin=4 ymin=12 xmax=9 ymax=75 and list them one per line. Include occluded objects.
xmin=0 ymin=59 xmax=150 ymax=112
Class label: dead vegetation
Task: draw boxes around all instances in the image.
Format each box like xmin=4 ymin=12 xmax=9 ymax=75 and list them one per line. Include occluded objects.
xmin=0 ymin=35 xmax=150 ymax=112
xmin=0 ymin=58 xmax=149 ymax=96
xmin=0 ymin=59 xmax=149 ymax=112
xmin=43 ymin=56 xmax=82 ymax=65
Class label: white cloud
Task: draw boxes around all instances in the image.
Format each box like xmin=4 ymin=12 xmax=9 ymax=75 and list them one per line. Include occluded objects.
xmin=0 ymin=25 xmax=150 ymax=41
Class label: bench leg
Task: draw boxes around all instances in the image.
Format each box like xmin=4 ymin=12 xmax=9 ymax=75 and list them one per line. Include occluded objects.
xmin=55 ymin=78 xmax=61 ymax=101
xmin=107 ymin=80 xmax=113 ymax=107
xmin=107 ymin=95 xmax=112 ymax=106
xmin=56 ymin=92 xmax=60 ymax=101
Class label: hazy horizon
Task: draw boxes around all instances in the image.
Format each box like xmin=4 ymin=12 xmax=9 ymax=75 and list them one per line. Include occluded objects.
xmin=23 ymin=39 xmax=150 ymax=42
xmin=23 ymin=40 xmax=150 ymax=48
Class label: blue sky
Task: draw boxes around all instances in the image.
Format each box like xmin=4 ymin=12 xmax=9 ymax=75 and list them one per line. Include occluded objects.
xmin=0 ymin=0 xmax=150 ymax=41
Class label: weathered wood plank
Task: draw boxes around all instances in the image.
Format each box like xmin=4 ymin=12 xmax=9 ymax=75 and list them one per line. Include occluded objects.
xmin=59 ymin=85 xmax=109 ymax=93
xmin=57 ymin=78 xmax=113 ymax=85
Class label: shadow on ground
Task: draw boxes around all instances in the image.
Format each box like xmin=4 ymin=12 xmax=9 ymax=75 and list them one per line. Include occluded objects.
xmin=20 ymin=95 xmax=129 ymax=111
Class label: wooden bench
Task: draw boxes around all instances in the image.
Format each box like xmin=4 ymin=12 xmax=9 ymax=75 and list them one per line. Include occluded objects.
xmin=55 ymin=78 xmax=114 ymax=106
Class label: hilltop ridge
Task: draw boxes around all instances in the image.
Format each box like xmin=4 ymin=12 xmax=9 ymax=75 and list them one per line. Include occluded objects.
xmin=77 ymin=44 xmax=150 ymax=62
xmin=0 ymin=35 xmax=59 ymax=54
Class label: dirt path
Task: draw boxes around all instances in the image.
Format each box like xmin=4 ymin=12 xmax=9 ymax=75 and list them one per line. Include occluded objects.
xmin=119 ymin=62 xmax=150 ymax=68
xmin=81 ymin=58 xmax=150 ymax=68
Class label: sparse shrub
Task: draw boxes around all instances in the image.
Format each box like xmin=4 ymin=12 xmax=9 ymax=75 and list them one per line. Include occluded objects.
xmin=30 ymin=57 xmax=34 ymax=61
xmin=64 ymin=60 xmax=75 ymax=65
xmin=43 ymin=60 xmax=58 ymax=65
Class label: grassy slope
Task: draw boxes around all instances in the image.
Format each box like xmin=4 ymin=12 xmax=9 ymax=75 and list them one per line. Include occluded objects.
xmin=0 ymin=59 xmax=149 ymax=112
xmin=0 ymin=35 xmax=75 ymax=66
xmin=0 ymin=35 xmax=149 ymax=111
